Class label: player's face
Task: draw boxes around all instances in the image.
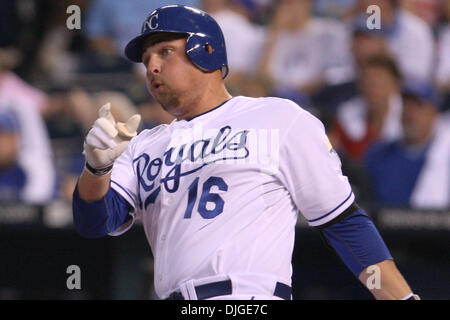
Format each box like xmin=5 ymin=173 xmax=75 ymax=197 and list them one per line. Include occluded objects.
xmin=141 ymin=33 xmax=208 ymax=117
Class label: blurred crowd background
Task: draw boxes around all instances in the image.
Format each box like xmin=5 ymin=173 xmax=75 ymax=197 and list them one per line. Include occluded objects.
xmin=1 ymin=0 xmax=449 ymax=211
xmin=0 ymin=0 xmax=450 ymax=299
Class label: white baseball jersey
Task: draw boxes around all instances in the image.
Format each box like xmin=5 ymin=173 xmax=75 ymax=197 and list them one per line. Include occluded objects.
xmin=110 ymin=96 xmax=354 ymax=298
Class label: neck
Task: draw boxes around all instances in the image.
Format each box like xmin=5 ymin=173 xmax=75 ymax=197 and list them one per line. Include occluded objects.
xmin=176 ymin=83 xmax=232 ymax=121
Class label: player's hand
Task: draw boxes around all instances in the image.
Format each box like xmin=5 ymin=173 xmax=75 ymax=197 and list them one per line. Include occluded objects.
xmin=83 ymin=103 xmax=141 ymax=172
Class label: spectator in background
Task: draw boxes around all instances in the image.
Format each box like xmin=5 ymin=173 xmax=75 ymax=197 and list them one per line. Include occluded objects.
xmin=358 ymin=0 xmax=434 ymax=82
xmin=331 ymin=55 xmax=403 ymax=162
xmin=203 ymin=0 xmax=267 ymax=96
xmin=318 ymin=26 xmax=391 ymax=204
xmin=0 ymin=106 xmax=25 ymax=202
xmin=0 ymin=48 xmax=56 ymax=204
xmin=84 ymin=0 xmax=200 ymax=56
xmin=0 ymin=0 xmax=46 ymax=77
xmin=36 ymin=0 xmax=90 ymax=84
xmin=313 ymin=16 xmax=391 ymax=116
xmin=204 ymin=0 xmax=265 ymax=76
xmin=365 ymin=80 xmax=450 ymax=210
xmin=350 ymin=18 xmax=390 ymax=80
xmin=83 ymin=0 xmax=201 ymax=76
xmin=313 ymin=0 xmax=356 ymax=20
xmin=259 ymin=0 xmax=353 ymax=105
xmin=0 ymin=99 xmax=56 ymax=204
xmin=432 ymin=0 xmax=450 ymax=132
xmin=400 ymin=0 xmax=442 ymax=32
xmin=436 ymin=0 xmax=450 ymax=95
xmin=0 ymin=55 xmax=48 ymax=114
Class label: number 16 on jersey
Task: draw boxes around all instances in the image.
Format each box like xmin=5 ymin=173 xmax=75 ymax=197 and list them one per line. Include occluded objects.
xmin=184 ymin=176 xmax=228 ymax=219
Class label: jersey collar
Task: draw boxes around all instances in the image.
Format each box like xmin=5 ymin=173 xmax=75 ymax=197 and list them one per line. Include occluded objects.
xmin=181 ymin=97 xmax=234 ymax=122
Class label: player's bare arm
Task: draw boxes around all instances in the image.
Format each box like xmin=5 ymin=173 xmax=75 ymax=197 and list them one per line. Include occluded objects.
xmin=359 ymin=260 xmax=414 ymax=300
xmin=318 ymin=199 xmax=418 ymax=300
xmin=77 ymin=170 xmax=111 ymax=202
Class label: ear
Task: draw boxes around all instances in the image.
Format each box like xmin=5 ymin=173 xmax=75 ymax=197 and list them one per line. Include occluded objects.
xmin=205 ymin=44 xmax=214 ymax=54
xmin=185 ymin=34 xmax=228 ymax=78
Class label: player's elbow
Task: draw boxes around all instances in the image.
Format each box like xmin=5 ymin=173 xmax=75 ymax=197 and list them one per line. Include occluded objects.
xmin=73 ymin=225 xmax=107 ymax=239
xmin=72 ymin=185 xmax=110 ymax=238
xmin=75 ymin=230 xmax=105 ymax=239
xmin=320 ymin=207 xmax=393 ymax=278
xmin=72 ymin=213 xmax=109 ymax=239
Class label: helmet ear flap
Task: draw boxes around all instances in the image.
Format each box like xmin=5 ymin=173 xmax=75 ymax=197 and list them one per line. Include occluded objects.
xmin=185 ymin=34 xmax=228 ymax=78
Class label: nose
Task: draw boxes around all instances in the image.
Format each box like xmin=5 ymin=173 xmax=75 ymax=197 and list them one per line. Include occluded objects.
xmin=145 ymin=55 xmax=161 ymax=76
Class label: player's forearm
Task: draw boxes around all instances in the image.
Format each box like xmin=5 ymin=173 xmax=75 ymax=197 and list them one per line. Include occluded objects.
xmin=72 ymin=179 xmax=132 ymax=238
xmin=77 ymin=169 xmax=111 ymax=202
xmin=359 ymin=259 xmax=413 ymax=300
xmin=319 ymin=206 xmax=418 ymax=299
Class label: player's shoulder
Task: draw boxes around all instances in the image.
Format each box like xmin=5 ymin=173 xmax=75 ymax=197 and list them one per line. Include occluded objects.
xmin=233 ymin=95 xmax=308 ymax=116
xmin=232 ymin=96 xmax=320 ymax=130
xmin=130 ymin=123 xmax=170 ymax=146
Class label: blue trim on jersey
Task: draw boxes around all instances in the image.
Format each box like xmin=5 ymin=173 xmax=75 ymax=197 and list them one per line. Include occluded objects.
xmin=72 ymin=184 xmax=133 ymax=238
xmin=308 ymin=190 xmax=353 ymax=223
xmin=111 ymin=180 xmax=136 ymax=208
xmin=322 ymin=209 xmax=393 ymax=277
xmin=184 ymin=97 xmax=233 ymax=121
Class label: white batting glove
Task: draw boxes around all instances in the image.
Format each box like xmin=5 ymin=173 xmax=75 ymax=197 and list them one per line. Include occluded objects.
xmin=83 ymin=103 xmax=141 ymax=176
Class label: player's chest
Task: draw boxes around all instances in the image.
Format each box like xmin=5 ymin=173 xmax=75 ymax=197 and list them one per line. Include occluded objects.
xmin=132 ymin=123 xmax=279 ymax=211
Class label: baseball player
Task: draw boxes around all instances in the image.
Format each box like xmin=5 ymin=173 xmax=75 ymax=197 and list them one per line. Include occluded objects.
xmin=73 ymin=5 xmax=419 ymax=300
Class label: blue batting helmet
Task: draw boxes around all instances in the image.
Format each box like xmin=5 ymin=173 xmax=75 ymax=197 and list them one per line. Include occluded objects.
xmin=124 ymin=5 xmax=229 ymax=78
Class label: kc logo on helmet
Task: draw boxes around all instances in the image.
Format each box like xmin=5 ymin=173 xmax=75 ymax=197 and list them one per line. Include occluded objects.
xmin=143 ymin=14 xmax=159 ymax=32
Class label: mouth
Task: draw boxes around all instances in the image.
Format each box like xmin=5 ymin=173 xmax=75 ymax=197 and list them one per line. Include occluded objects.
xmin=151 ymin=80 xmax=163 ymax=90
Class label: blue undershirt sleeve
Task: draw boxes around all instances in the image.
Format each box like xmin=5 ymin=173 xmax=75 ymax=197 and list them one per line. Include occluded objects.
xmin=320 ymin=208 xmax=393 ymax=277
xmin=72 ymin=183 xmax=133 ymax=238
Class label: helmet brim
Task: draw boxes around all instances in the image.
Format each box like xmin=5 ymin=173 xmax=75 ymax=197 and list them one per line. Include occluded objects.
xmin=124 ymin=32 xmax=149 ymax=63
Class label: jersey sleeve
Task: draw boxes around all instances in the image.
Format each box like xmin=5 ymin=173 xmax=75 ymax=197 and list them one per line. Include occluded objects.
xmin=109 ymin=138 xmax=140 ymax=235
xmin=278 ymin=107 xmax=354 ymax=227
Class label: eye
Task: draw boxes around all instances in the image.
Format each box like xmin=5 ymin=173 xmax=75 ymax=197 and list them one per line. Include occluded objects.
xmin=161 ymin=47 xmax=173 ymax=56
